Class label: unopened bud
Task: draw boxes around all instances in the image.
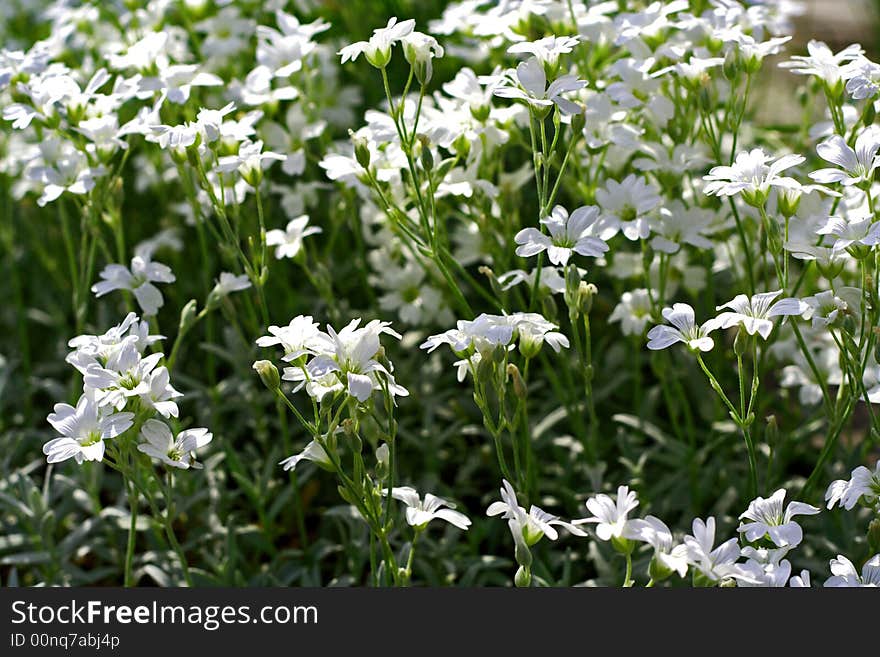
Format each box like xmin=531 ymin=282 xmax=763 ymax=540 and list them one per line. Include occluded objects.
xmin=571 ymin=109 xmax=586 ymax=135
xmin=420 ymin=143 xmax=434 ymax=172
xmin=578 ymin=282 xmax=597 ymax=316
xmin=253 ymin=360 xmax=280 ymax=391
xmin=868 ymin=518 xmax=880 ymax=554
xmin=507 ymin=363 xmax=527 ymax=399
xmin=179 ymin=299 xmax=199 ymax=333
xmin=765 ymin=415 xmax=778 ymax=447
xmin=765 ymin=216 xmax=783 ymax=254
xmin=375 ymin=443 xmax=390 ymax=480
xmin=514 ymin=565 xmax=532 ymax=588
xmin=722 ymin=49 xmax=739 ymax=81
xmin=342 ymin=419 xmax=362 ymax=453
xmin=351 ymin=130 xmax=371 ymax=170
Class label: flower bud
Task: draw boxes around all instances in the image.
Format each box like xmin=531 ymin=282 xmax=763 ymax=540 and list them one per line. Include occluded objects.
xmin=514 ymin=565 xmax=532 ymax=588
xmin=777 ymin=189 xmax=800 ymax=219
xmin=765 ymin=414 xmax=778 ymax=447
xmin=578 ymin=282 xmax=597 ymax=316
xmin=866 ymin=518 xmax=880 ymax=553
xmin=185 ymin=133 xmax=203 ymax=168
xmin=179 ymin=299 xmax=199 ymax=333
xmin=571 ymin=108 xmax=586 ymax=135
xmin=564 ymin=266 xmax=582 ymax=318
xmin=420 ymin=142 xmax=434 ymax=173
xmin=253 ymin=360 xmax=280 ymax=391
xmin=375 ymin=443 xmax=390 ymax=480
xmin=350 ymin=130 xmax=371 ymax=170
xmin=866 ymin=102 xmax=877 ymax=126
xmin=342 ymin=417 xmax=360 ymax=443
xmin=722 ymin=49 xmax=740 ymax=81
xmin=765 ymin=216 xmax=783 ymax=255
xmin=507 ymin=363 xmax=527 ymax=400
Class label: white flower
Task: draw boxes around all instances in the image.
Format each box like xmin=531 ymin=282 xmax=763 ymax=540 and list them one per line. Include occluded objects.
xmin=139 ymin=366 xmax=181 ymax=418
xmin=800 ymin=289 xmax=855 ymax=328
xmin=487 ymin=480 xmax=585 ymax=545
xmin=714 ymin=290 xmax=807 ymax=340
xmin=810 ymin=128 xmax=880 ymax=186
xmin=646 ymin=303 xmax=721 ymax=352
xmin=493 ymin=58 xmax=585 ymax=115
xmin=137 ymin=419 xmax=212 ymax=470
xmin=279 ymin=439 xmax=332 ymax=472
xmin=338 ymin=17 xmax=415 ymax=68
xmin=216 ymin=139 xmax=285 ymax=184
xmin=649 ymin=203 xmax=717 ymax=254
xmin=420 ymin=312 xmax=568 ymax=357
xmin=265 ymin=215 xmax=321 ymax=259
xmin=139 ymin=64 xmax=223 ymax=105
xmin=737 ymin=547 xmax=794 ymax=588
xmin=402 ymin=32 xmax=444 ymax=83
xmin=44 ymin=395 xmax=133 ymax=465
xmin=91 ymin=256 xmax=175 ymax=316
xmin=825 ymin=460 xmax=880 ymax=510
xmin=385 ymin=486 xmax=471 ymax=530
xmin=780 ymin=40 xmax=863 ymax=87
xmin=573 ymin=485 xmax=639 ymax=541
xmin=507 ymin=36 xmax=579 ymax=69
xmin=83 ymin=341 xmax=164 ymax=410
xmin=595 ymin=174 xmax=661 ymax=241
xmin=703 ymin=149 xmax=804 ymax=206
xmin=514 ymin=205 xmax=608 ymax=266
xmin=682 ymin=517 xmax=750 ymax=584
xmin=845 ymin=56 xmax=880 ymax=100
xmin=305 ymin=319 xmax=407 ymax=402
xmin=27 ymin=148 xmax=106 ymax=207
xmin=257 ymin=315 xmax=329 ymax=361
xmin=623 ymin=515 xmax=688 ymax=578
xmin=66 ymin=313 xmax=162 ymax=374
xmin=211 ymin=272 xmax=251 ymax=299
xmin=738 ymin=489 xmax=820 ymax=548
xmin=256 ymin=12 xmax=327 ymax=78
xmin=824 ymin=554 xmax=880 ymax=587
xmin=816 ymin=214 xmax=880 ymax=252
xmin=609 ymin=289 xmax=653 ymax=336
xmin=497 ymin=267 xmax=571 ymax=296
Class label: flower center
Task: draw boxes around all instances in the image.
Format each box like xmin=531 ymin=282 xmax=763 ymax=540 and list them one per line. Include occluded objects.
xmin=78 ymin=430 xmax=102 ymax=447
xmin=619 ymin=205 xmax=637 ymax=223
xmin=551 ymin=235 xmax=576 ymax=248
xmin=119 ymin=371 xmax=141 ymax=390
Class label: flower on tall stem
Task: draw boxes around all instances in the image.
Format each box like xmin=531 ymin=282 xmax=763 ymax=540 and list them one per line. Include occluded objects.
xmin=514 ymin=205 xmax=608 ymax=266
xmin=737 ymin=489 xmax=820 ymax=548
xmin=703 ymin=148 xmax=804 ymax=207
xmin=646 ymin=303 xmax=721 ymax=352
xmin=44 ymin=395 xmax=134 ymax=465
xmin=714 ymin=290 xmax=807 ymax=340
